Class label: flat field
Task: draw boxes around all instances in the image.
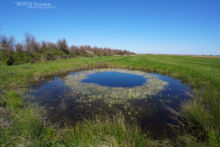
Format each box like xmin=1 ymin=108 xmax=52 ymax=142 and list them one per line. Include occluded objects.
xmin=0 ymin=55 xmax=220 ymax=146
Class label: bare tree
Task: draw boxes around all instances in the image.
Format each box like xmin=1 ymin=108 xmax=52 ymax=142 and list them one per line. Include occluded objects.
xmin=0 ymin=35 xmax=15 ymax=52
xmin=24 ymin=33 xmax=40 ymax=53
xmin=15 ymin=43 xmax=24 ymax=52
xmin=57 ymin=39 xmax=69 ymax=54
xmin=47 ymin=42 xmax=57 ymax=50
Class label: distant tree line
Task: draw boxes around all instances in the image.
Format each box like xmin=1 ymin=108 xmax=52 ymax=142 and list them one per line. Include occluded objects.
xmin=0 ymin=33 xmax=134 ymax=65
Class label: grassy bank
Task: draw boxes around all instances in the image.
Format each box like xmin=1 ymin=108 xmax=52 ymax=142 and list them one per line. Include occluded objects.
xmin=0 ymin=55 xmax=220 ymax=146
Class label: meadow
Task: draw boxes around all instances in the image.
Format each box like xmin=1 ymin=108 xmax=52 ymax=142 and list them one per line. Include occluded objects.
xmin=0 ymin=55 xmax=220 ymax=146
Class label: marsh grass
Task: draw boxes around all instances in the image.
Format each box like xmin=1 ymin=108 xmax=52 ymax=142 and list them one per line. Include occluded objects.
xmin=60 ymin=113 xmax=148 ymax=146
xmin=0 ymin=92 xmax=149 ymax=146
xmin=0 ymin=55 xmax=220 ymax=146
xmin=0 ymin=91 xmax=44 ymax=146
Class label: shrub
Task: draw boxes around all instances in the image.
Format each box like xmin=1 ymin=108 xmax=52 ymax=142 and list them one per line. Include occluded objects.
xmin=0 ymin=33 xmax=134 ymax=65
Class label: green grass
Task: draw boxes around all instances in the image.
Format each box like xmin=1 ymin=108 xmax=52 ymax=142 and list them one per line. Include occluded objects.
xmin=0 ymin=55 xmax=220 ymax=146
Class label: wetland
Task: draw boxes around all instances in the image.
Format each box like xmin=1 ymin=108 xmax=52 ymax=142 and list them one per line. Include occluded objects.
xmin=25 ymin=68 xmax=192 ymax=137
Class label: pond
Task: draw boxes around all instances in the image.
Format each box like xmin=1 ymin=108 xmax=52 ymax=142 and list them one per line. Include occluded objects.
xmin=81 ymin=71 xmax=146 ymax=88
xmin=24 ymin=69 xmax=192 ymax=138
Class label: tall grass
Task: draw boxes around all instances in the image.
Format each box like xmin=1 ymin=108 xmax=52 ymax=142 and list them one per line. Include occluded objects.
xmin=0 ymin=91 xmax=149 ymax=146
xmin=61 ymin=114 xmax=148 ymax=146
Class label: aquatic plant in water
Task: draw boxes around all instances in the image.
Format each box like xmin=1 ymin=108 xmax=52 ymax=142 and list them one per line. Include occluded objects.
xmin=64 ymin=69 xmax=168 ymax=112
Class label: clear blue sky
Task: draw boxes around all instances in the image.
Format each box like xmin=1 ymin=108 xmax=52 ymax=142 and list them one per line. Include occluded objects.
xmin=0 ymin=0 xmax=220 ymax=55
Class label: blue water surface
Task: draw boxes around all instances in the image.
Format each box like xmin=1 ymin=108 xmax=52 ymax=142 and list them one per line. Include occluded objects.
xmin=81 ymin=71 xmax=146 ymax=88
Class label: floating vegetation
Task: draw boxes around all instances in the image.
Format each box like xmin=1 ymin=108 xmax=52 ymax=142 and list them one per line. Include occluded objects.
xmin=25 ymin=68 xmax=191 ymax=136
xmin=64 ymin=69 xmax=168 ymax=111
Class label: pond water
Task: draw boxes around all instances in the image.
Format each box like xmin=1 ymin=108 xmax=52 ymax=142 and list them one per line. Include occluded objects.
xmin=24 ymin=69 xmax=192 ymax=138
xmin=81 ymin=71 xmax=146 ymax=88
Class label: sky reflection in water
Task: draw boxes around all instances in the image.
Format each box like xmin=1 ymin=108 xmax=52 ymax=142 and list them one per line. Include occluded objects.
xmin=25 ymin=69 xmax=192 ymax=138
